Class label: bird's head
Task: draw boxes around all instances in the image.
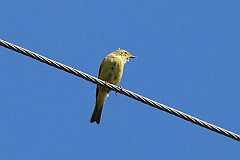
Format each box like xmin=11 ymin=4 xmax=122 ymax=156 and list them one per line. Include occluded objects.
xmin=114 ymin=49 xmax=136 ymax=63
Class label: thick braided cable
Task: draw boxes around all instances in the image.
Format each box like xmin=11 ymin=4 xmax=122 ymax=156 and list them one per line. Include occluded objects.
xmin=0 ymin=39 xmax=239 ymax=142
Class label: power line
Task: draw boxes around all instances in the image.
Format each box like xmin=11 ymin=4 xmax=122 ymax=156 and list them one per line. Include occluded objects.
xmin=1 ymin=39 xmax=239 ymax=142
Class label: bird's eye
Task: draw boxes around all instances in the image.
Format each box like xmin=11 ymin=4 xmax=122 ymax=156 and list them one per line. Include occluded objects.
xmin=124 ymin=51 xmax=128 ymax=55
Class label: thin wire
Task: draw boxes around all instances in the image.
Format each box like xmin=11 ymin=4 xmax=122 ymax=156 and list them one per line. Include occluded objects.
xmin=1 ymin=39 xmax=239 ymax=142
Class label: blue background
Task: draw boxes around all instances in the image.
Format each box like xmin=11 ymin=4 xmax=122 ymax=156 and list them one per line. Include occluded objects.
xmin=1 ymin=1 xmax=239 ymax=159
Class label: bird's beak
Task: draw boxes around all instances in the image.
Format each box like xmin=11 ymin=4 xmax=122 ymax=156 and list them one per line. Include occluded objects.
xmin=130 ymin=55 xmax=137 ymax=58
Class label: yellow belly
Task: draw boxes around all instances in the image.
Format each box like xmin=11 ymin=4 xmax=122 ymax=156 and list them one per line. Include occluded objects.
xmin=99 ymin=56 xmax=124 ymax=85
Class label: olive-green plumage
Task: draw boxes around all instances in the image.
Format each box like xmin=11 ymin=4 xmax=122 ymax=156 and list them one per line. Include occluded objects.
xmin=90 ymin=49 xmax=136 ymax=124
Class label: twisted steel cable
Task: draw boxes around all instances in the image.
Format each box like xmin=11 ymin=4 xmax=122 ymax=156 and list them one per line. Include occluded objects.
xmin=1 ymin=39 xmax=239 ymax=141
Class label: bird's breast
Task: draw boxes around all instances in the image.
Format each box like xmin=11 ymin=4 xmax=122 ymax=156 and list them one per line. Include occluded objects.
xmin=99 ymin=56 xmax=124 ymax=85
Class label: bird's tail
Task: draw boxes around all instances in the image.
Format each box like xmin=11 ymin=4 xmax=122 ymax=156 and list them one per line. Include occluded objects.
xmin=90 ymin=92 xmax=107 ymax=124
xmin=90 ymin=104 xmax=103 ymax=124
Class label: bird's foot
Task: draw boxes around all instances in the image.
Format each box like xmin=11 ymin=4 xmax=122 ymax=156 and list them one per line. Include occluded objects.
xmin=115 ymin=86 xmax=123 ymax=96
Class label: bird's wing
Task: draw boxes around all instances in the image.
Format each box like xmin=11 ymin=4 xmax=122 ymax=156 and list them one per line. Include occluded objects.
xmin=96 ymin=58 xmax=106 ymax=100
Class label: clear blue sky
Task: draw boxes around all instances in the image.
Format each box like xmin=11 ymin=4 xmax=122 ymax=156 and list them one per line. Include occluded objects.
xmin=1 ymin=1 xmax=239 ymax=159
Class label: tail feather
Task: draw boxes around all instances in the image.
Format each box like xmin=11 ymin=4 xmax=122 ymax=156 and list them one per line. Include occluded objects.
xmin=90 ymin=104 xmax=103 ymax=124
xmin=90 ymin=89 xmax=108 ymax=124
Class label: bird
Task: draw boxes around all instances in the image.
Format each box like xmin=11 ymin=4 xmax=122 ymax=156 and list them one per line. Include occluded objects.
xmin=90 ymin=49 xmax=136 ymax=124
